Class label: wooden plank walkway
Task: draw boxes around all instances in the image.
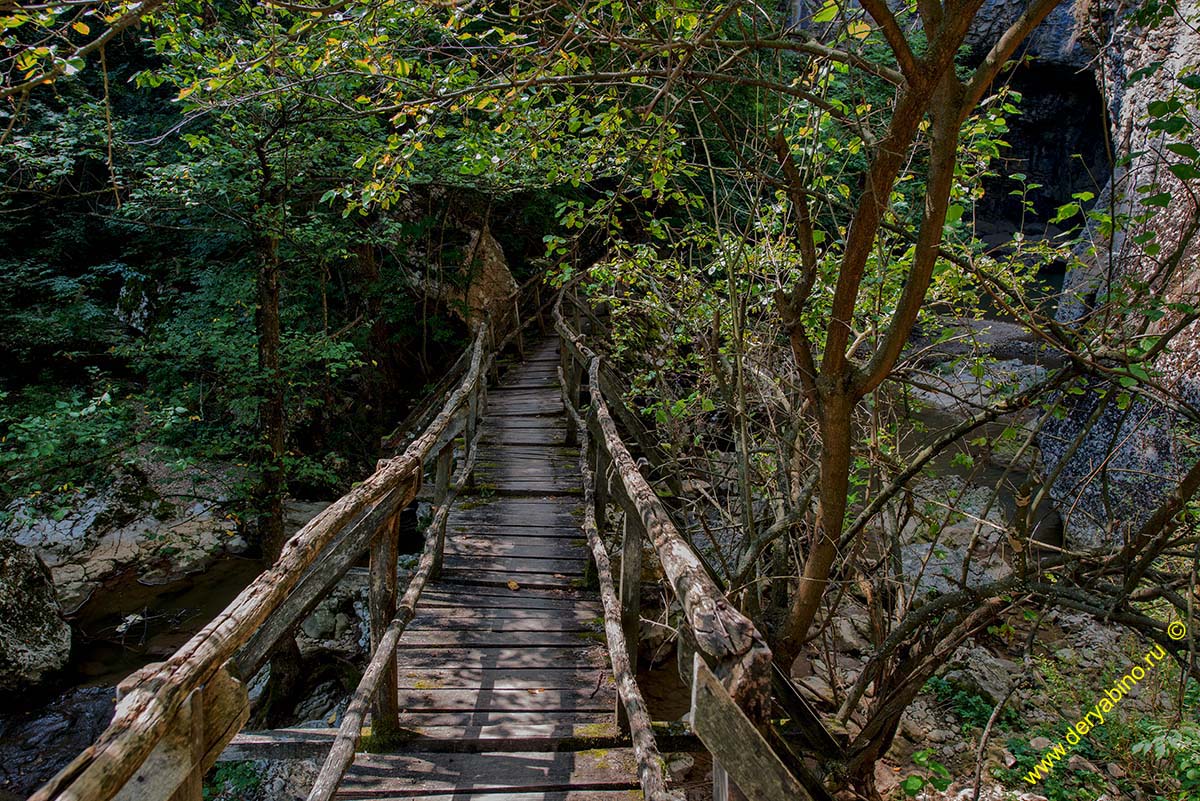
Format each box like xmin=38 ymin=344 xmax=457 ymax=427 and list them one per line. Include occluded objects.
xmin=336 ymin=338 xmax=642 ymax=800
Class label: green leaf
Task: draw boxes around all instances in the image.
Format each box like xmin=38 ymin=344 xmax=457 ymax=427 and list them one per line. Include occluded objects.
xmin=1166 ymin=142 xmax=1200 ymax=160
xmin=811 ymin=1 xmax=838 ymax=23
xmin=945 ymin=204 xmax=964 ymax=225
xmin=1168 ymin=163 xmax=1200 ymax=181
xmin=901 ymin=776 xmax=925 ymax=796
xmin=1143 ymin=191 xmax=1172 ymax=207
xmin=1051 ymin=202 xmax=1081 ymax=223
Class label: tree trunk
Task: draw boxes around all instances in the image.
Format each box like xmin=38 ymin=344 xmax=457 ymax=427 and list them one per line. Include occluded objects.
xmin=777 ymin=390 xmax=854 ymax=663
xmin=252 ymin=134 xmax=302 ymax=725
xmin=256 ymin=230 xmax=286 ymax=560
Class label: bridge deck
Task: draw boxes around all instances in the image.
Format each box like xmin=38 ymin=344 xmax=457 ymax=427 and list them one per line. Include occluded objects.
xmin=337 ymin=338 xmax=642 ymax=800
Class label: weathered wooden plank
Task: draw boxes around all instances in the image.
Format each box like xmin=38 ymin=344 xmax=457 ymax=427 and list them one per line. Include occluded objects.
xmin=395 ymin=646 xmax=607 ymax=669
xmin=485 ymin=409 xmax=563 ymax=419
xmin=421 ymin=583 xmax=598 ymax=602
xmin=481 ymin=428 xmax=572 ymax=446
xmin=443 ymin=536 xmax=586 ymax=558
xmin=447 ymin=520 xmax=585 ymax=537
xmin=336 ymin=749 xmax=640 ymax=798
xmin=441 ymin=555 xmax=587 ymax=574
xmin=482 ymin=416 xmax=568 ymax=430
xmin=477 ymin=449 xmax=577 ymax=462
xmin=395 ymin=686 xmax=616 ymax=711
xmin=408 ymin=618 xmax=596 ymax=634
xmin=337 ymin=792 xmax=641 ymax=801
xmin=472 ymin=479 xmax=583 ymax=494
xmin=398 ymin=629 xmax=599 ymax=648
xmin=417 ymin=595 xmax=603 ymax=613
xmin=222 ymin=722 xmax=628 ymax=761
xmin=392 ymin=710 xmax=616 ymax=728
xmin=449 ymin=496 xmax=581 ymax=520
xmin=396 ymin=666 xmax=613 ymax=690
xmin=410 ymin=608 xmax=600 ymax=627
xmin=485 ymin=399 xmax=562 ymax=413
xmin=691 ymin=657 xmax=810 ymax=801
xmin=436 ymin=569 xmax=586 ymax=590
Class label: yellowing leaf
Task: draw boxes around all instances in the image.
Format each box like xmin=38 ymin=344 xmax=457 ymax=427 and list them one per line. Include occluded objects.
xmin=507 ymin=580 xmax=521 ymax=591
xmin=847 ymin=21 xmax=870 ymax=39
xmin=72 ymin=21 xmax=90 ymax=35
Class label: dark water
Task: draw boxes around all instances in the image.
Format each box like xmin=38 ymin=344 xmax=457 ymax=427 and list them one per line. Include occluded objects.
xmin=65 ymin=555 xmax=265 ymax=688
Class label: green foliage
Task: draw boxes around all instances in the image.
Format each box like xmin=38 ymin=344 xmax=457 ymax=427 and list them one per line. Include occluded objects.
xmin=924 ymin=675 xmax=1019 ymax=733
xmin=202 ymin=761 xmax=262 ymax=801
xmin=993 ymin=731 xmax=1109 ymax=801
xmin=901 ymin=748 xmax=953 ymax=797
xmin=1132 ymin=722 xmax=1200 ymax=800
xmin=0 ymin=387 xmax=133 ymax=512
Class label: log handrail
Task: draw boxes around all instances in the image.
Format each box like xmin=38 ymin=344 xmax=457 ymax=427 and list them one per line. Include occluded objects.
xmin=553 ymin=290 xmax=777 ymax=800
xmin=306 ymin=423 xmax=486 ymax=801
xmin=30 ymin=301 xmax=529 ymax=801
xmin=553 ymin=297 xmax=773 ymax=713
xmin=557 ymin=369 xmax=682 ymax=801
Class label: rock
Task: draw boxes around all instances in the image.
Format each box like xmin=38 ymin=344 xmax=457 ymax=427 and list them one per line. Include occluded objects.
xmin=292 ymin=680 xmax=344 ymax=725
xmin=0 ymin=539 xmax=72 ymax=692
xmin=666 ymin=753 xmax=694 ymax=783
xmin=962 ymin=0 xmax=1090 ymax=68
xmin=928 ymin=728 xmax=955 ymax=743
xmin=225 ymin=535 xmax=250 ymax=555
xmin=832 ymin=615 xmax=870 ymax=654
xmin=1043 ymin=0 xmax=1200 ymax=546
xmin=460 ymin=226 xmax=519 ymax=329
xmin=795 ymin=673 xmax=833 ymax=704
xmin=0 ymin=687 xmax=114 ymax=798
xmin=1030 ymin=736 xmax=1053 ymax=750
xmin=943 ymin=645 xmax=1018 ymax=705
xmin=873 ymin=762 xmax=901 ymax=796
xmin=300 ymin=601 xmax=337 ymax=641
xmin=1003 ymin=749 xmax=1018 ymax=768
xmin=3 ymin=461 xmax=238 ymax=611
xmin=1106 ymin=763 xmax=1125 ymax=778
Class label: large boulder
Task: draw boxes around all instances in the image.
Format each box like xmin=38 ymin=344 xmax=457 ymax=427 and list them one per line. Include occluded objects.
xmin=0 ymin=538 xmax=71 ymax=692
xmin=459 ymin=226 xmax=519 ymax=330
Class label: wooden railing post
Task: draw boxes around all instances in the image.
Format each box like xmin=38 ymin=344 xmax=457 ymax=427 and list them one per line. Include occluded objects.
xmin=562 ymin=344 xmax=579 ymax=446
xmin=431 ymin=442 xmax=454 ymax=577
xmin=169 ymin=692 xmax=203 ymax=801
xmin=512 ymin=296 xmax=526 ymax=359
xmin=616 ymin=513 xmax=642 ymax=731
xmin=534 ymin=282 xmax=547 ymax=334
xmin=592 ymin=437 xmax=609 ymax=538
xmin=111 ymin=663 xmax=248 ymax=801
xmin=368 ymin=513 xmax=401 ymax=738
xmin=465 ymin=381 xmax=480 ymax=488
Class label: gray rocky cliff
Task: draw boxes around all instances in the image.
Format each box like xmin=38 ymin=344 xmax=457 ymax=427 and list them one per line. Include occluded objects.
xmin=1039 ymin=0 xmax=1200 ymax=543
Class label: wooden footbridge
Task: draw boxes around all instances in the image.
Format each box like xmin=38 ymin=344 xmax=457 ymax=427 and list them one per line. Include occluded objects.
xmin=30 ymin=285 xmax=840 ymax=801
